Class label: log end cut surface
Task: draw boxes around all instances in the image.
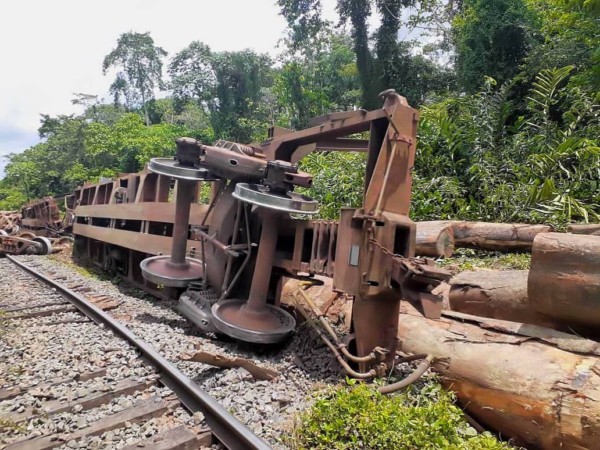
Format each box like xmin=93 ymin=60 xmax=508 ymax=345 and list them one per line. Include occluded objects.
xmin=529 ymin=232 xmax=600 ymax=327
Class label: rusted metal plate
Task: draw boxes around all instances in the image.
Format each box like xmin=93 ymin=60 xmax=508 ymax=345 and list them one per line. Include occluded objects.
xmin=363 ymin=102 xmax=418 ymax=216
xmin=75 ymin=203 xmax=209 ymax=224
xmin=73 ymin=224 xmax=202 ymax=257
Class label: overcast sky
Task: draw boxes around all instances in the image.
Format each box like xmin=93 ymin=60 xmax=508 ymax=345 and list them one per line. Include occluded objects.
xmin=0 ymin=0 xmax=345 ymax=177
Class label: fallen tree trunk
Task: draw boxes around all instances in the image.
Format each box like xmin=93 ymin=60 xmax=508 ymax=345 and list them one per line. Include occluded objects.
xmin=453 ymin=221 xmax=552 ymax=251
xmin=397 ymin=305 xmax=600 ymax=449
xmin=529 ymin=232 xmax=600 ymax=329
xmin=415 ymin=221 xmax=455 ymax=257
xmin=567 ymin=224 xmax=600 ymax=236
xmin=448 ymin=270 xmax=561 ymax=328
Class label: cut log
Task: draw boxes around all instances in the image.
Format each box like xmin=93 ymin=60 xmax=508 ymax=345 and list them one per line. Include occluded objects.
xmin=529 ymin=232 xmax=600 ymax=328
xmin=415 ymin=221 xmax=552 ymax=252
xmin=452 ymin=221 xmax=552 ymax=251
xmin=415 ymin=221 xmax=455 ymax=257
xmin=567 ymin=224 xmax=600 ymax=236
xmin=397 ymin=305 xmax=600 ymax=449
xmin=448 ymin=270 xmax=560 ymax=329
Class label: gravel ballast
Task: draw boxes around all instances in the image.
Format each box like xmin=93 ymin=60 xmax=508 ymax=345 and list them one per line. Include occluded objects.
xmin=2 ymin=255 xmax=343 ymax=448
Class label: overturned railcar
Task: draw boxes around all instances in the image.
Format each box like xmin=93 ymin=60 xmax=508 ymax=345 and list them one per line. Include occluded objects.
xmin=72 ymin=92 xmax=447 ymax=370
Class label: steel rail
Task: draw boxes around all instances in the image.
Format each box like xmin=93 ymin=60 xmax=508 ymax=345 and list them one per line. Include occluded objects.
xmin=6 ymin=254 xmax=271 ymax=450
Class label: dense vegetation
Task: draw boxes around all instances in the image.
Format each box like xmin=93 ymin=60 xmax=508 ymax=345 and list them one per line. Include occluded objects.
xmin=291 ymin=382 xmax=514 ymax=449
xmin=1 ymin=0 xmax=598 ymax=229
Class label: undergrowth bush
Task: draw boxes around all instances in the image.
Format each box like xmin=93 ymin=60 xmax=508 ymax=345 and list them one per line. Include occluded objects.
xmin=291 ymin=382 xmax=514 ymax=450
xmin=437 ymin=248 xmax=532 ymax=273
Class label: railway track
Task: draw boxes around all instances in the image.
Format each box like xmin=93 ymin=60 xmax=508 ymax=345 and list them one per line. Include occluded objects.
xmin=0 ymin=255 xmax=270 ymax=450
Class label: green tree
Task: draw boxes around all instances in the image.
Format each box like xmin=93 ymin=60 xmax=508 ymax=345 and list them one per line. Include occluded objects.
xmin=168 ymin=41 xmax=216 ymax=108
xmin=279 ymin=0 xmax=455 ymax=107
xmin=84 ymin=113 xmax=187 ymax=172
xmin=210 ymin=50 xmax=274 ymax=142
xmin=524 ymin=0 xmax=600 ymax=91
xmin=3 ymin=158 xmax=41 ymax=201
xmin=0 ymin=183 xmax=28 ymax=211
xmin=103 ymin=32 xmax=167 ymax=126
xmin=168 ymin=44 xmax=273 ymax=142
xmin=274 ymin=30 xmax=361 ymax=128
xmin=452 ymin=0 xmax=539 ymax=92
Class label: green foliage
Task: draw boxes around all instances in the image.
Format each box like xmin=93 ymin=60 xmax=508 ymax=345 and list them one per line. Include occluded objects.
xmin=274 ymin=31 xmax=361 ymax=128
xmin=103 ymin=32 xmax=167 ymax=125
xmin=0 ymin=185 xmax=28 ymax=210
xmin=414 ymin=67 xmax=599 ymax=224
xmin=438 ymin=248 xmax=531 ymax=273
xmin=168 ymin=41 xmax=215 ymax=106
xmin=453 ymin=0 xmax=539 ymax=92
xmin=524 ymin=0 xmax=600 ymax=91
xmin=279 ymin=0 xmax=455 ymax=107
xmin=170 ymin=43 xmax=274 ymax=142
xmin=85 ymin=113 xmax=187 ymax=170
xmin=2 ymin=111 xmax=191 ymax=201
xmin=210 ymin=50 xmax=274 ymax=142
xmin=292 ymin=383 xmax=513 ymax=450
xmin=298 ymin=152 xmax=367 ymax=219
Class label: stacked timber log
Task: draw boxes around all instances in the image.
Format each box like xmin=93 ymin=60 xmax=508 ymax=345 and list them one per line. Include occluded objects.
xmin=447 ymin=269 xmax=562 ymax=330
xmin=567 ymin=223 xmax=600 ymax=235
xmin=452 ymin=221 xmax=552 ymax=251
xmin=397 ymin=305 xmax=600 ymax=449
xmin=529 ymin=232 xmax=600 ymax=329
xmin=284 ymin=232 xmax=600 ymax=448
xmin=446 ymin=232 xmax=600 ymax=336
xmin=415 ymin=220 xmax=553 ymax=256
xmin=415 ymin=221 xmax=455 ymax=257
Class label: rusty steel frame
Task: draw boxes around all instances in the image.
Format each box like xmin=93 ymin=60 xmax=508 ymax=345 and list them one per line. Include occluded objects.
xmin=1 ymin=196 xmax=75 ymax=256
xmin=20 ymin=197 xmax=64 ymax=236
xmin=71 ymin=91 xmax=449 ymax=371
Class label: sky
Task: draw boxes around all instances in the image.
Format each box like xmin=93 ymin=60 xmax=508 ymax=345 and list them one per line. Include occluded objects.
xmin=0 ymin=0 xmax=344 ymax=178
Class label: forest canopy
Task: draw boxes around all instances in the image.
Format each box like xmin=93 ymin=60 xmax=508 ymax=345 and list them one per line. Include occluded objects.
xmin=0 ymin=0 xmax=598 ymax=227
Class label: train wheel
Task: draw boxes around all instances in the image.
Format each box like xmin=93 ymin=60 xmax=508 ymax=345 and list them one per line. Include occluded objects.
xmin=32 ymin=237 xmax=53 ymax=255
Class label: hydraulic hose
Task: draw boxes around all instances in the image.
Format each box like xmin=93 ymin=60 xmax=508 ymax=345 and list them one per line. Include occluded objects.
xmin=378 ymin=354 xmax=433 ymax=394
xmin=293 ymin=288 xmax=432 ymax=392
xmin=293 ymin=295 xmax=378 ymax=379
xmin=296 ymin=287 xmax=377 ymax=363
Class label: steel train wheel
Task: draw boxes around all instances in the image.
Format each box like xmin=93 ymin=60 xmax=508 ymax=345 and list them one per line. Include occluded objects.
xmin=32 ymin=237 xmax=53 ymax=255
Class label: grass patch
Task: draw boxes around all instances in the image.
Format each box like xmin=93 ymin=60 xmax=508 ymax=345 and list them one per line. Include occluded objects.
xmin=437 ymin=249 xmax=531 ymax=274
xmin=49 ymin=255 xmax=114 ymax=282
xmin=0 ymin=417 xmax=25 ymax=433
xmin=291 ymin=382 xmax=514 ymax=450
